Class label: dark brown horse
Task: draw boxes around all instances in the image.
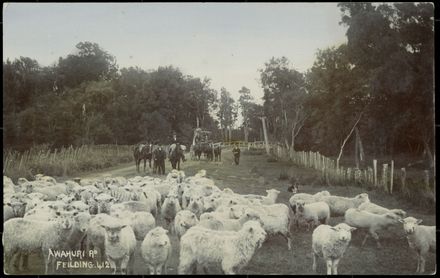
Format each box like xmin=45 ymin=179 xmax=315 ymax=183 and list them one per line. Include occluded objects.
xmin=169 ymin=143 xmax=184 ymax=170
xmin=133 ymin=143 xmax=153 ymax=172
xmin=214 ymin=144 xmax=222 ymax=161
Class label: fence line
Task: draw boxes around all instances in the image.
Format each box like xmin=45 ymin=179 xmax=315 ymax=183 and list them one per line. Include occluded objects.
xmin=223 ymin=141 xmax=434 ymax=199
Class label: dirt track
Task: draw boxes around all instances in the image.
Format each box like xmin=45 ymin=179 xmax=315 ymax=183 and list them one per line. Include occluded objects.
xmin=12 ymin=149 xmax=436 ymax=275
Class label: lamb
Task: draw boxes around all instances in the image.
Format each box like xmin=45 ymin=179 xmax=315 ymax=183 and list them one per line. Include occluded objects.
xmin=3 ymin=211 xmax=78 ymax=274
xmin=174 ymin=210 xmax=199 ymax=239
xmin=100 ymin=221 xmax=137 ymax=275
xmin=344 ymin=208 xmax=402 ymax=248
xmin=312 ymin=223 xmax=356 ymax=275
xmin=296 ymin=201 xmax=330 ymax=231
xmin=178 ymin=220 xmax=266 ymax=274
xmin=358 ymin=202 xmax=407 ymax=218
xmin=321 ymin=193 xmax=370 ymax=217
xmin=399 ymin=217 xmax=436 ymax=273
xmin=161 ymin=195 xmax=182 ymax=232
xmin=141 ymin=227 xmax=172 ymax=274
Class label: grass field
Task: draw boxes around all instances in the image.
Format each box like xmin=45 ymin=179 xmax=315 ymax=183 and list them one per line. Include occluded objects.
xmin=7 ymin=149 xmax=436 ymax=275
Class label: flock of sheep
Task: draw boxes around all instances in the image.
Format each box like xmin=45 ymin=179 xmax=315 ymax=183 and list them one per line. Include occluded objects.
xmin=3 ymin=169 xmax=436 ymax=275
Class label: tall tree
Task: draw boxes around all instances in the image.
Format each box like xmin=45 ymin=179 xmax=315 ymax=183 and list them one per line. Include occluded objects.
xmin=238 ymin=86 xmax=253 ymax=142
xmin=216 ymin=88 xmax=237 ymax=142
xmin=260 ymin=57 xmax=308 ymax=150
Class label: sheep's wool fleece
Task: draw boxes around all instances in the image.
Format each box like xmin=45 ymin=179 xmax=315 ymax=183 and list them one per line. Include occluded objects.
xmin=312 ymin=225 xmax=351 ymax=259
xmin=180 ymin=223 xmax=264 ymax=270
xmin=141 ymin=228 xmax=171 ymax=266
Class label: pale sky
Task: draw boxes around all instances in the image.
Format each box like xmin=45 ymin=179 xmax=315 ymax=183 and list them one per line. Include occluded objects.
xmin=3 ymin=3 xmax=348 ymax=104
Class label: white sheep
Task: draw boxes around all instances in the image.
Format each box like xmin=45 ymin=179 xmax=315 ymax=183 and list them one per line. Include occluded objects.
xmin=161 ymin=195 xmax=182 ymax=232
xmin=232 ymin=204 xmax=294 ymax=250
xmin=3 ymin=211 xmax=78 ymax=274
xmin=85 ymin=213 xmax=114 ymax=261
xmin=110 ymin=201 xmax=156 ymax=217
xmin=242 ymin=189 xmax=281 ymax=205
xmin=358 ymin=202 xmax=407 ymax=218
xmin=321 ymin=193 xmax=370 ymax=217
xmin=178 ymin=220 xmax=266 ymax=274
xmin=344 ymin=208 xmax=401 ymax=248
xmin=93 ymin=193 xmax=115 ymax=214
xmin=289 ymin=190 xmax=331 ymax=211
xmin=399 ymin=217 xmax=436 ymax=273
xmin=68 ymin=200 xmax=90 ymax=213
xmin=174 ymin=210 xmax=199 ymax=239
xmin=112 ymin=210 xmax=156 ymax=241
xmin=187 ymin=195 xmax=204 ymax=218
xmin=296 ymin=201 xmax=330 ymax=231
xmin=100 ymin=221 xmax=137 ymax=275
xmin=312 ymin=223 xmax=356 ymax=275
xmin=141 ymin=227 xmax=172 ymax=274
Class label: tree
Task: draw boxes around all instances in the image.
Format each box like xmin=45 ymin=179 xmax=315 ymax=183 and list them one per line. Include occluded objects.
xmin=216 ymin=88 xmax=237 ymax=142
xmin=57 ymin=41 xmax=118 ymax=89
xmin=238 ymin=86 xmax=253 ymax=142
xmin=260 ymin=57 xmax=308 ymax=150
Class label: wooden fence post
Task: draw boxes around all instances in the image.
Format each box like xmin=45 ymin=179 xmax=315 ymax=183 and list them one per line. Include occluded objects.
xmin=373 ymin=160 xmax=377 ymax=187
xmin=390 ymin=160 xmax=394 ymax=194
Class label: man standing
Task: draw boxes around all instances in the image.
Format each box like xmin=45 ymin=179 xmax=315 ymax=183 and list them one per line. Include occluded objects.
xmin=232 ymin=144 xmax=241 ymax=165
xmin=153 ymin=145 xmax=166 ymax=175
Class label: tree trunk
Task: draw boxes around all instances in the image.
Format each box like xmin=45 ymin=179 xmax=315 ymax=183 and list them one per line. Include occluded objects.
xmin=244 ymin=126 xmax=249 ymax=142
xmin=336 ymin=111 xmax=364 ymax=169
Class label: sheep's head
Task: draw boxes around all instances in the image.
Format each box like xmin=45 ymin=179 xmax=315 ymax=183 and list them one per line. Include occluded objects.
xmin=74 ymin=212 xmax=92 ymax=233
xmin=203 ymin=197 xmax=216 ymax=212
xmin=383 ymin=212 xmax=402 ymax=225
xmin=390 ymin=209 xmax=407 ymax=218
xmin=297 ymin=201 xmax=306 ymax=213
xmin=56 ymin=211 xmax=78 ymax=230
xmin=180 ymin=213 xmax=198 ymax=229
xmin=149 ymin=227 xmax=169 ymax=246
xmin=331 ymin=223 xmax=356 ymax=242
xmin=6 ymin=201 xmax=27 ymax=216
xmin=399 ymin=217 xmax=422 ymax=234
xmin=100 ymin=223 xmax=127 ymax=243
xmin=242 ymin=220 xmax=266 ymax=249
xmin=355 ymin=193 xmax=370 ymax=203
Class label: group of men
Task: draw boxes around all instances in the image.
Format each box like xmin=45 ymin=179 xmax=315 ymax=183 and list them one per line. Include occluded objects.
xmin=138 ymin=134 xmax=243 ymax=175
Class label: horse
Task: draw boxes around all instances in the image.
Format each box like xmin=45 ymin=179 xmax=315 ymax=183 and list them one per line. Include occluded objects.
xmin=202 ymin=142 xmax=214 ymax=161
xmin=133 ymin=143 xmax=153 ymax=172
xmin=169 ymin=143 xmax=185 ymax=170
xmin=193 ymin=144 xmax=203 ymax=160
